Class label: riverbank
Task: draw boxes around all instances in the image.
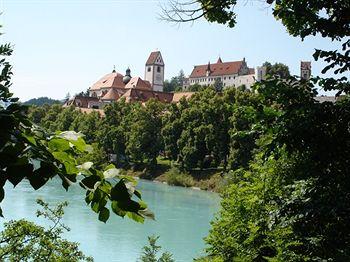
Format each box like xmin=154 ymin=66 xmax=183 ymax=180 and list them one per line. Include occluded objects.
xmin=120 ymin=158 xmax=225 ymax=192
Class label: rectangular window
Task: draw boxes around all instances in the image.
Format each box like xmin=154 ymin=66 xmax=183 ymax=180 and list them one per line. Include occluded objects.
xmin=157 ymin=66 xmax=161 ymax=73
xmin=147 ymin=67 xmax=151 ymax=72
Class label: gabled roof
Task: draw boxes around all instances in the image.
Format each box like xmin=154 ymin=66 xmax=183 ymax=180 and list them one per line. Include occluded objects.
xmin=190 ymin=61 xmax=244 ymax=78
xmin=120 ymin=88 xmax=173 ymax=103
xmin=124 ymin=77 xmax=152 ymax=90
xmin=90 ymin=72 xmax=125 ymax=91
xmin=64 ymin=95 xmax=99 ymax=108
xmin=146 ymin=51 xmax=163 ymax=65
xmin=301 ymin=61 xmax=311 ymax=70
xmin=101 ymin=88 xmax=120 ymax=101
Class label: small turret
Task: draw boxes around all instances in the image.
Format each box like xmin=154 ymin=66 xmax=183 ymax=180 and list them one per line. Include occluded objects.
xmin=206 ymin=61 xmax=211 ymax=77
xmin=123 ymin=67 xmax=131 ymax=84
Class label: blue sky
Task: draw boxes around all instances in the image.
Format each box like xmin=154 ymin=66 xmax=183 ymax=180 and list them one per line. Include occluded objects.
xmin=1 ymin=0 xmax=341 ymax=101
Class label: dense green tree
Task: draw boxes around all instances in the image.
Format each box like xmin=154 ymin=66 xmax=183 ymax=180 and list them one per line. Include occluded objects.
xmin=97 ymin=99 xmax=134 ymax=164
xmin=125 ymin=100 xmax=164 ymax=166
xmin=54 ymin=106 xmax=80 ymax=131
xmin=40 ymin=104 xmax=64 ymax=131
xmin=139 ymin=236 xmax=175 ymax=262
xmin=0 ymin=199 xmax=92 ymax=261
xmin=27 ymin=104 xmax=50 ymax=125
xmin=262 ymin=61 xmax=290 ymax=79
xmin=176 ymin=87 xmax=230 ymax=169
xmin=163 ymin=70 xmax=186 ymax=92
xmin=161 ymin=99 xmax=189 ymax=161
xmin=213 ymin=78 xmax=223 ymax=92
xmin=186 ymin=83 xmax=204 ymax=92
xmin=70 ymin=111 xmax=102 ymax=143
xmin=162 ymin=0 xmax=350 ymax=261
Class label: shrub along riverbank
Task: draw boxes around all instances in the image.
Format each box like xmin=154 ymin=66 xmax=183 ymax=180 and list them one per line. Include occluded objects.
xmin=121 ymin=158 xmax=225 ymax=192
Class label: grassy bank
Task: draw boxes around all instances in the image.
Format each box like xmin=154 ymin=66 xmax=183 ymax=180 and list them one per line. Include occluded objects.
xmin=120 ymin=157 xmax=225 ymax=192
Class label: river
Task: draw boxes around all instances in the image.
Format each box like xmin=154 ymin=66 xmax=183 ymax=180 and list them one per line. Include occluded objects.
xmin=1 ymin=178 xmax=220 ymax=261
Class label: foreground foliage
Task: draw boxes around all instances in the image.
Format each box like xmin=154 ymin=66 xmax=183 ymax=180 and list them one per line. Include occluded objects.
xmin=0 ymin=199 xmax=92 ymax=261
xmin=0 ymin=31 xmax=152 ymax=223
xmin=139 ymin=235 xmax=175 ymax=262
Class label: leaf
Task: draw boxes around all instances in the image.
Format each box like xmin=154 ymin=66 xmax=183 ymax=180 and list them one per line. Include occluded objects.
xmin=7 ymin=163 xmax=33 ymax=187
xmin=110 ymin=180 xmax=130 ymax=202
xmin=58 ymin=131 xmax=83 ymax=141
xmin=52 ymin=151 xmax=72 ymax=163
xmin=134 ymin=189 xmax=142 ymax=199
xmin=48 ymin=138 xmax=70 ymax=152
xmin=103 ymin=168 xmax=119 ymax=179
xmin=98 ymin=207 xmax=110 ymax=223
xmin=127 ymin=212 xmax=144 ymax=223
xmin=79 ymin=175 xmax=101 ymax=189
xmin=111 ymin=201 xmax=127 ymax=217
xmin=77 ymin=162 xmax=93 ymax=170
xmin=92 ymin=202 xmax=100 ymax=213
xmin=21 ymin=132 xmax=37 ymax=146
xmin=139 ymin=209 xmax=155 ymax=220
xmin=28 ymin=162 xmax=56 ymax=190
xmin=104 ymin=163 xmax=116 ymax=170
xmin=69 ymin=137 xmax=88 ymax=152
xmin=0 ymin=188 xmax=4 ymax=202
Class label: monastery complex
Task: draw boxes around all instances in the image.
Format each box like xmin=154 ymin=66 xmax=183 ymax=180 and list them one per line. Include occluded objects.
xmin=65 ymin=51 xmax=312 ymax=110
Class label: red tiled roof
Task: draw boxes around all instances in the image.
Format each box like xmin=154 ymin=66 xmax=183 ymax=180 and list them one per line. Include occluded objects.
xmin=124 ymin=77 xmax=152 ymax=90
xmin=90 ymin=72 xmax=125 ymax=91
xmin=64 ymin=96 xmax=99 ymax=108
xmin=217 ymin=57 xmax=223 ymax=63
xmin=190 ymin=61 xmax=244 ymax=78
xmin=101 ymin=88 xmax=120 ymax=101
xmin=146 ymin=51 xmax=161 ymax=65
xmin=120 ymin=88 xmax=174 ymax=103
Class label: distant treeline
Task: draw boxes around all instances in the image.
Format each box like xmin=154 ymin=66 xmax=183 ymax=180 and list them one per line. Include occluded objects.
xmin=27 ymin=86 xmax=264 ymax=171
xmin=23 ymin=97 xmax=62 ymax=106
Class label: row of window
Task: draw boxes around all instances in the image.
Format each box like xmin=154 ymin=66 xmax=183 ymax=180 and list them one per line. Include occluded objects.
xmin=190 ymin=75 xmax=236 ymax=84
xmin=147 ymin=66 xmax=162 ymax=73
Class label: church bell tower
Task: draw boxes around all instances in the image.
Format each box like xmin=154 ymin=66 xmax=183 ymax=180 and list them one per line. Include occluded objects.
xmin=300 ymin=61 xmax=311 ymax=80
xmin=145 ymin=51 xmax=164 ymax=92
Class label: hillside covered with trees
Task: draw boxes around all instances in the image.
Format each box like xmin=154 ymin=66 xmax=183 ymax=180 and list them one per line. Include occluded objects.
xmin=23 ymin=96 xmax=62 ymax=106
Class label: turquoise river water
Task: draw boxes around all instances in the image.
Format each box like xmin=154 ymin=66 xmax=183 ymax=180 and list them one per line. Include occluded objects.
xmin=1 ymin=178 xmax=220 ymax=261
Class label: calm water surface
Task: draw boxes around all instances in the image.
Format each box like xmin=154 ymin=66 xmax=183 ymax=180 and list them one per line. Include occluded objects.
xmin=2 ymin=178 xmax=219 ymax=262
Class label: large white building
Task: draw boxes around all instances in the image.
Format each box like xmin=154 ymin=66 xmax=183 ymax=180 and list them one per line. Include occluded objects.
xmin=185 ymin=57 xmax=258 ymax=89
